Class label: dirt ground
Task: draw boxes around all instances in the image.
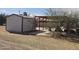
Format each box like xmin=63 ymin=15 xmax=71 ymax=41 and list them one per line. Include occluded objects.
xmin=0 ymin=26 xmax=79 ymax=50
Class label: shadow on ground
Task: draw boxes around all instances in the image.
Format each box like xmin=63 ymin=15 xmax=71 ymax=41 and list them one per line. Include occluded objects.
xmin=8 ymin=30 xmax=46 ymax=35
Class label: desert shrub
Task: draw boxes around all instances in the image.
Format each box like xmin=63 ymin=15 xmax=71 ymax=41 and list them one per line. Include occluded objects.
xmin=64 ymin=29 xmax=76 ymax=34
xmin=51 ymin=31 xmax=62 ymax=38
xmin=76 ymin=29 xmax=79 ymax=35
xmin=55 ymin=26 xmax=62 ymax=32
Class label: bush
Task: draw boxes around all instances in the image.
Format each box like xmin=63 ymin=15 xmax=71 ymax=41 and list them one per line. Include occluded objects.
xmin=64 ymin=29 xmax=76 ymax=34
xmin=55 ymin=26 xmax=62 ymax=32
xmin=0 ymin=14 xmax=6 ymax=25
xmin=51 ymin=31 xmax=62 ymax=38
xmin=76 ymin=29 xmax=79 ymax=35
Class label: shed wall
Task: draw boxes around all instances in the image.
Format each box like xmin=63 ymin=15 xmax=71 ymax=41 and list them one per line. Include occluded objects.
xmin=7 ymin=15 xmax=22 ymax=32
xmin=23 ymin=18 xmax=35 ymax=32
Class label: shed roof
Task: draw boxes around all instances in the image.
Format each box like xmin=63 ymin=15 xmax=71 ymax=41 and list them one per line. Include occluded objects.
xmin=7 ymin=14 xmax=34 ymax=19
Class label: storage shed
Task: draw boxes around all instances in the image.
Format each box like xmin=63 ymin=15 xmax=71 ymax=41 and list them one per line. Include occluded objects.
xmin=6 ymin=14 xmax=36 ymax=33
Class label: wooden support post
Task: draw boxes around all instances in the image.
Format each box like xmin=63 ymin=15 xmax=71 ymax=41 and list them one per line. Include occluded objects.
xmin=39 ymin=17 xmax=40 ymax=31
xmin=43 ymin=18 xmax=44 ymax=30
xmin=46 ymin=18 xmax=47 ymax=30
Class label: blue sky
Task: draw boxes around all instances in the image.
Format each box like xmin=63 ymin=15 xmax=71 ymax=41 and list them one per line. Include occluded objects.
xmin=0 ymin=8 xmax=46 ymax=16
xmin=0 ymin=8 xmax=79 ymax=16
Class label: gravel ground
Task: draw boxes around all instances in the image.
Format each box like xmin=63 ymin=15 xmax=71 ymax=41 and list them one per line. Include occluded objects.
xmin=0 ymin=26 xmax=79 ymax=50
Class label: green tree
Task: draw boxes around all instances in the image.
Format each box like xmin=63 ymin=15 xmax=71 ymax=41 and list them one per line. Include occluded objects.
xmin=45 ymin=8 xmax=78 ymax=34
xmin=45 ymin=8 xmax=62 ymax=32
xmin=0 ymin=14 xmax=6 ymax=25
xmin=23 ymin=12 xmax=27 ymax=16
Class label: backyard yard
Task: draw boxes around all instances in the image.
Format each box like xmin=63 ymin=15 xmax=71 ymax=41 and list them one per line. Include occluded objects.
xmin=0 ymin=26 xmax=79 ymax=50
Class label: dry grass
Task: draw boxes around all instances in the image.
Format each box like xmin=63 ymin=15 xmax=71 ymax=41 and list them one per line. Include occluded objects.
xmin=0 ymin=26 xmax=79 ymax=50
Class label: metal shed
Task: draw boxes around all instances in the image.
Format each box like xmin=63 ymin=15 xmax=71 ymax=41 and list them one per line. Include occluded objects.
xmin=6 ymin=14 xmax=36 ymax=33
